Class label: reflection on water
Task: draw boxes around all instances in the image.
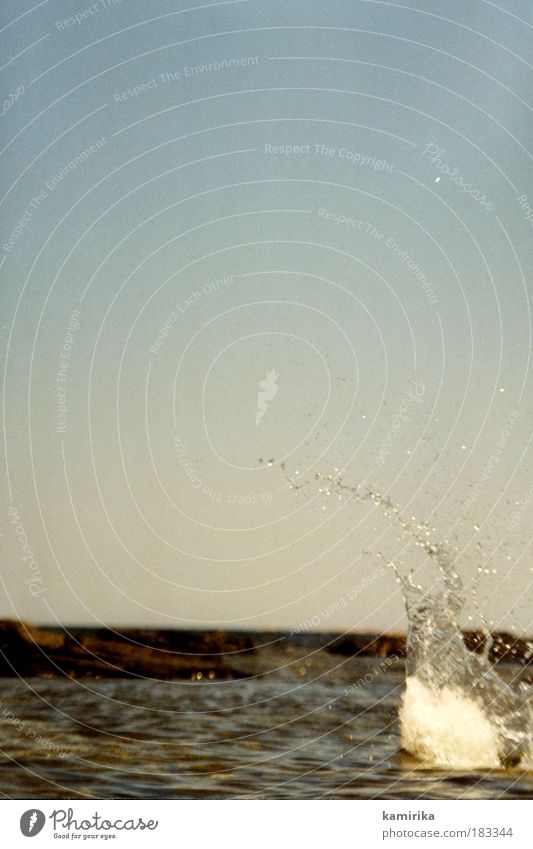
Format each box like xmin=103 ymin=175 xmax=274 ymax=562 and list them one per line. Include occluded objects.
xmin=1 ymin=646 xmax=531 ymax=799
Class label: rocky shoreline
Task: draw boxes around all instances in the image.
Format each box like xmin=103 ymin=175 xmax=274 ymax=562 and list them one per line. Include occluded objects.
xmin=0 ymin=620 xmax=529 ymax=679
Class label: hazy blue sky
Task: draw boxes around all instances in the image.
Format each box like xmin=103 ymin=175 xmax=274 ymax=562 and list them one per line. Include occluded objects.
xmin=1 ymin=0 xmax=532 ymax=633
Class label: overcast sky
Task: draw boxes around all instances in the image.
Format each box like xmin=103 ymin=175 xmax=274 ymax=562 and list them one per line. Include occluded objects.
xmin=1 ymin=0 xmax=532 ymax=634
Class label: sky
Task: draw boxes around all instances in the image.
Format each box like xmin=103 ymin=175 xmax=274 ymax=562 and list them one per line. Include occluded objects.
xmin=1 ymin=0 xmax=532 ymax=633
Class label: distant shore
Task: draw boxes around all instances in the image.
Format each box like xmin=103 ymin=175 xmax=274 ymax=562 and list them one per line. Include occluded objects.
xmin=0 ymin=620 xmax=530 ymax=679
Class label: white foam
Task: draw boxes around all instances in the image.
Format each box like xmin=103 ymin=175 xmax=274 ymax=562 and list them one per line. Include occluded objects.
xmin=399 ymin=677 xmax=502 ymax=768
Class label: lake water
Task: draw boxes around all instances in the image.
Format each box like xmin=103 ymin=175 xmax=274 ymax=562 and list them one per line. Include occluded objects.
xmin=1 ymin=647 xmax=531 ymax=800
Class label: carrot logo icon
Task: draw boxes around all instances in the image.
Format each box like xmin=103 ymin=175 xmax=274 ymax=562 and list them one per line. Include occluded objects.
xmin=256 ymin=369 xmax=279 ymax=425
xmin=20 ymin=809 xmax=46 ymax=836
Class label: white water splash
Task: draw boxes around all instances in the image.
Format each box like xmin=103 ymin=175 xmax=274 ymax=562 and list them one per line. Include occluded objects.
xmin=304 ymin=471 xmax=532 ymax=769
xmin=400 ymin=677 xmax=501 ymax=768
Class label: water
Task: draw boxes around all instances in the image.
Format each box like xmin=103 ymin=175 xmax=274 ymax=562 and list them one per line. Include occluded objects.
xmin=1 ymin=651 xmax=531 ymax=800
xmin=311 ymin=476 xmax=532 ymax=772
xmin=1 ymin=483 xmax=531 ymax=799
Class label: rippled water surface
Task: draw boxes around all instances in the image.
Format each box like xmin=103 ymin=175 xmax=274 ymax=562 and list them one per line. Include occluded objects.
xmin=1 ymin=649 xmax=531 ymax=799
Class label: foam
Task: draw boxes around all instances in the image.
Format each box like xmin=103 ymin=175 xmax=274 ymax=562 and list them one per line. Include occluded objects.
xmin=400 ymin=677 xmax=503 ymax=768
